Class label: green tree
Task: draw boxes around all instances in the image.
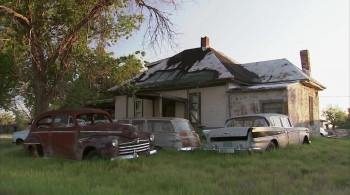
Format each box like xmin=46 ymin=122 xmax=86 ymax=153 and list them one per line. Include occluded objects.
xmin=0 ymin=112 xmax=14 ymax=124
xmin=322 ymin=105 xmax=348 ymax=129
xmin=0 ymin=0 xmax=178 ymax=116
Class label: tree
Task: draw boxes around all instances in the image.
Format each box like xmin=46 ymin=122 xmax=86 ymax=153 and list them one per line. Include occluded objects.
xmin=322 ymin=105 xmax=348 ymax=129
xmin=0 ymin=112 xmax=14 ymax=124
xmin=0 ymin=0 xmax=178 ymax=117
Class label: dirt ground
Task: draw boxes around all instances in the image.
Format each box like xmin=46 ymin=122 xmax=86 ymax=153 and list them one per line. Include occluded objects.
xmin=326 ymin=129 xmax=350 ymax=138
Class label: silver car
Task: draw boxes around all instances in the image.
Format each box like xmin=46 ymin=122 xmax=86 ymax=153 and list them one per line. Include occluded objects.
xmin=203 ymin=113 xmax=310 ymax=153
xmin=118 ymin=118 xmax=201 ymax=151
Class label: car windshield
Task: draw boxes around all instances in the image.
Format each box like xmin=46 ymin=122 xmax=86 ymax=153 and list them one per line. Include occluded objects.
xmin=226 ymin=117 xmax=268 ymax=127
xmin=76 ymin=113 xmax=111 ymax=126
xmin=174 ymin=121 xmax=194 ymax=132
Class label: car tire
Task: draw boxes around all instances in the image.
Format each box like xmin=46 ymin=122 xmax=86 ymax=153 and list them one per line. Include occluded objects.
xmin=266 ymin=141 xmax=276 ymax=151
xmin=84 ymin=149 xmax=101 ymax=160
xmin=16 ymin=139 xmax=23 ymax=145
xmin=27 ymin=145 xmax=43 ymax=157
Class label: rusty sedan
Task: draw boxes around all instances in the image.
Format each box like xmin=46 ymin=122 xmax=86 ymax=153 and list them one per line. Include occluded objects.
xmin=24 ymin=109 xmax=156 ymax=160
xmin=203 ymin=113 xmax=310 ymax=153
xmin=118 ymin=118 xmax=201 ymax=151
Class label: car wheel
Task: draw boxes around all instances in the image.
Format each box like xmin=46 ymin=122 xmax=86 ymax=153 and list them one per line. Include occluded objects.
xmin=302 ymin=136 xmax=310 ymax=144
xmin=266 ymin=141 xmax=276 ymax=151
xmin=84 ymin=149 xmax=101 ymax=160
xmin=27 ymin=145 xmax=43 ymax=157
xmin=16 ymin=139 xmax=23 ymax=145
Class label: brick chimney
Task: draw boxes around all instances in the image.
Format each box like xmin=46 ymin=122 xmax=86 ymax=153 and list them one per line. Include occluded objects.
xmin=201 ymin=36 xmax=209 ymax=50
xmin=300 ymin=50 xmax=311 ymax=76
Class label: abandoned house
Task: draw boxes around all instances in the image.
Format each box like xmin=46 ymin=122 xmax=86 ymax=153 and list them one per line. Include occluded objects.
xmin=107 ymin=37 xmax=325 ymax=135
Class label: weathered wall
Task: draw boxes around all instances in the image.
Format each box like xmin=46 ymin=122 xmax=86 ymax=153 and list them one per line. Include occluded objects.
xmin=287 ymin=84 xmax=320 ymax=136
xmin=115 ymin=95 xmax=127 ymax=119
xmin=143 ymin=99 xmax=153 ymax=117
xmin=187 ymin=85 xmax=228 ymax=128
xmin=228 ymin=89 xmax=288 ymax=116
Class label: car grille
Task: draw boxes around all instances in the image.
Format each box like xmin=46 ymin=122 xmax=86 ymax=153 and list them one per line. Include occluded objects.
xmin=210 ymin=136 xmax=247 ymax=142
xmin=118 ymin=139 xmax=150 ymax=155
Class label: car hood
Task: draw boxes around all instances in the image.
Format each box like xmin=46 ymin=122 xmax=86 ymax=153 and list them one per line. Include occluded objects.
xmin=80 ymin=122 xmax=139 ymax=139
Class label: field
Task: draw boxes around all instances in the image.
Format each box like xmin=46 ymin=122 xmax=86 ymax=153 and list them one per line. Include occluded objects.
xmin=0 ymin=137 xmax=349 ymax=195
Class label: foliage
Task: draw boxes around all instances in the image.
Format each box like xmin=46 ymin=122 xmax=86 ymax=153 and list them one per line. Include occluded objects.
xmin=0 ymin=0 xmax=178 ymax=116
xmin=12 ymin=109 xmax=31 ymax=130
xmin=0 ymin=112 xmax=14 ymax=124
xmin=0 ymin=138 xmax=349 ymax=194
xmin=322 ymin=105 xmax=349 ymax=129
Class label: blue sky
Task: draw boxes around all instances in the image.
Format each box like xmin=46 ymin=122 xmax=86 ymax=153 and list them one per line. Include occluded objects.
xmin=110 ymin=0 xmax=349 ymax=114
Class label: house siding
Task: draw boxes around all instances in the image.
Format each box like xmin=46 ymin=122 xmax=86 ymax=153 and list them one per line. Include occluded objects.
xmin=287 ymin=84 xmax=320 ymax=136
xmin=228 ymin=89 xmax=288 ymax=116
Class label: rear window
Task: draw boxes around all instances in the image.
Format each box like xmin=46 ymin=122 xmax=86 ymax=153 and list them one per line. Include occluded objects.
xmin=173 ymin=121 xmax=194 ymax=132
xmin=148 ymin=120 xmax=174 ymax=132
xmin=270 ymin=117 xmax=282 ymax=127
xmin=226 ymin=117 xmax=268 ymax=127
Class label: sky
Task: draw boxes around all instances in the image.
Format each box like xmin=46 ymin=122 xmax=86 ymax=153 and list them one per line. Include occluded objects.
xmin=111 ymin=0 xmax=350 ymax=115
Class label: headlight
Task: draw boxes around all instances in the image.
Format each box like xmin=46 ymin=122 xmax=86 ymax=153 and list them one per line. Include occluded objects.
xmin=149 ymin=134 xmax=155 ymax=142
xmin=112 ymin=139 xmax=118 ymax=147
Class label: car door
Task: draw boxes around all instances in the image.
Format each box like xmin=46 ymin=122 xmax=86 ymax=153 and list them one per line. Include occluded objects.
xmin=34 ymin=115 xmax=53 ymax=156
xmin=281 ymin=117 xmax=299 ymax=144
xmin=50 ymin=115 xmax=77 ymax=159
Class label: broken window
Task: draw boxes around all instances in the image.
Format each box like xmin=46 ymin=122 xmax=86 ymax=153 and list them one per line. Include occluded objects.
xmin=189 ymin=93 xmax=201 ymax=125
xmin=261 ymin=100 xmax=284 ymax=114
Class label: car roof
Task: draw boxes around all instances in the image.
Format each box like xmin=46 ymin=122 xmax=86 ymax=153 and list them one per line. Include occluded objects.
xmin=36 ymin=108 xmax=109 ymax=118
xmin=119 ymin=117 xmax=189 ymax=122
xmin=227 ymin=113 xmax=289 ymax=120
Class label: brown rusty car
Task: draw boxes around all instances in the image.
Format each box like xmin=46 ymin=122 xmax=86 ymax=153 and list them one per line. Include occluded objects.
xmin=24 ymin=109 xmax=157 ymax=160
xmin=118 ymin=118 xmax=201 ymax=151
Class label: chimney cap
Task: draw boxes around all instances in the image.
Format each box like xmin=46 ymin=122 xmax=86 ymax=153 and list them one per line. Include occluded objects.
xmin=201 ymin=36 xmax=209 ymax=50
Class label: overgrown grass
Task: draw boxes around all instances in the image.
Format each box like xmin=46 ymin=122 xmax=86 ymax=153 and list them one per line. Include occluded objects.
xmin=1 ymin=137 xmax=349 ymax=194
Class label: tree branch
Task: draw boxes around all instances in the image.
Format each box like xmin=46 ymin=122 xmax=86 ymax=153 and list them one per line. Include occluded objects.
xmin=47 ymin=0 xmax=111 ymax=67
xmin=0 ymin=5 xmax=31 ymax=29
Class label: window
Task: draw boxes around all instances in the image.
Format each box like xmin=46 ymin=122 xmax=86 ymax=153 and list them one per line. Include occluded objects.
xmin=261 ymin=100 xmax=284 ymax=114
xmin=118 ymin=120 xmax=130 ymax=124
xmin=54 ymin=115 xmax=74 ymax=128
xmin=189 ymin=93 xmax=201 ymax=124
xmin=37 ymin=116 xmax=52 ymax=129
xmin=134 ymin=100 xmax=142 ymax=117
xmin=132 ymin=120 xmax=146 ymax=132
xmin=76 ymin=114 xmax=111 ymax=126
xmin=270 ymin=117 xmax=283 ymax=127
xmin=162 ymin=99 xmax=175 ymax=117
xmin=309 ymin=96 xmax=314 ymax=126
xmin=226 ymin=117 xmax=268 ymax=127
xmin=281 ymin=117 xmax=292 ymax=128
xmin=174 ymin=121 xmax=194 ymax=132
xmin=148 ymin=120 xmax=174 ymax=132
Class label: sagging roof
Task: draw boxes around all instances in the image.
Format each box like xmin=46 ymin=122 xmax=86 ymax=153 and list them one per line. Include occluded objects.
xmin=108 ymin=47 xmax=325 ymax=92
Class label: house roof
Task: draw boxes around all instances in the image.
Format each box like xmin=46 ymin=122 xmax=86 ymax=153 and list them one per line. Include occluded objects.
xmin=108 ymin=47 xmax=325 ymax=92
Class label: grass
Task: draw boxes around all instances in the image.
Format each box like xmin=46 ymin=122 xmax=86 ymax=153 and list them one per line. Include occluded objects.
xmin=0 ymin=137 xmax=349 ymax=195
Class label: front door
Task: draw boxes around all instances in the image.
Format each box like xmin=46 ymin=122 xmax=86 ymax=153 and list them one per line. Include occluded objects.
xmin=50 ymin=115 xmax=77 ymax=159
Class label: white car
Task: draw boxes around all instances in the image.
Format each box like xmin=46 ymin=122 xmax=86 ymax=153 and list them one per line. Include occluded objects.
xmin=12 ymin=129 xmax=30 ymax=145
xmin=203 ymin=113 xmax=310 ymax=153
